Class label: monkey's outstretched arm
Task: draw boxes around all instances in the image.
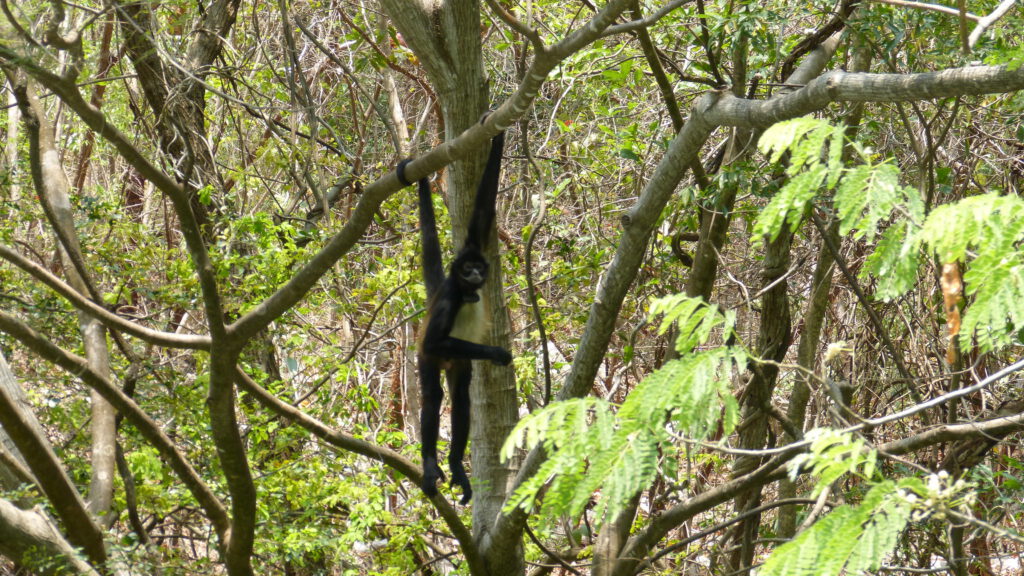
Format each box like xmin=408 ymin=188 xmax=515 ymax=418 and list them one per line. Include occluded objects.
xmin=465 ymin=132 xmax=506 ymax=251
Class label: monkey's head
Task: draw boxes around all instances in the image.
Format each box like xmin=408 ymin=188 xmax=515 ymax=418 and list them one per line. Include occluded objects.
xmin=452 ymin=245 xmax=488 ymax=294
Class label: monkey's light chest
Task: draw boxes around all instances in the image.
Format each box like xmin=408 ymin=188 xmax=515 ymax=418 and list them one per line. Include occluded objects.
xmin=448 ymin=300 xmax=487 ymax=344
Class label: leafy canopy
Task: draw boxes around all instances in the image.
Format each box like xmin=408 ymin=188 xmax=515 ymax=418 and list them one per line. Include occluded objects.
xmin=763 ymin=430 xmax=979 ymax=576
xmin=755 ymin=118 xmax=1024 ymax=352
xmin=501 ymin=295 xmax=744 ymax=527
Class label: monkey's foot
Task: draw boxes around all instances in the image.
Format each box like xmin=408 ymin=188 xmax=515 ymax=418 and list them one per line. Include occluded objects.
xmin=422 ymin=457 xmax=445 ymax=498
xmin=449 ymin=462 xmax=473 ymax=504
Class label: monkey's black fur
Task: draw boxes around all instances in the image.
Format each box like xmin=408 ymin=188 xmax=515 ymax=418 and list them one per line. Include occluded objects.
xmin=397 ymin=130 xmax=512 ymax=504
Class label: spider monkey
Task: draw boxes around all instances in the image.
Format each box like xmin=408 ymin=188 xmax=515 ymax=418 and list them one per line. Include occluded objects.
xmin=396 ymin=129 xmax=512 ymax=504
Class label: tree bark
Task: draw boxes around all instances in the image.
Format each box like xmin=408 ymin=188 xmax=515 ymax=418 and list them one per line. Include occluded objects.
xmin=0 ymin=498 xmax=101 ymax=576
xmin=379 ymin=2 xmax=522 ymax=571
xmin=722 ymin=230 xmax=793 ymax=573
xmin=0 ymin=350 xmax=106 ymax=565
xmin=15 ymin=72 xmax=119 ymax=528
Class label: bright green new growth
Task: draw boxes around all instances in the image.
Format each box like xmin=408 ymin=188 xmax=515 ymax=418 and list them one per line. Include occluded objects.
xmin=919 ymin=195 xmax=1024 ymax=351
xmin=498 ymin=117 xmax=1024 ymax=559
xmin=754 ymin=118 xmax=1024 ymax=352
xmin=788 ymin=429 xmax=877 ymax=498
xmin=759 ymin=480 xmax=913 ymax=576
xmin=762 ymin=430 xmax=984 ymax=576
xmin=501 ymin=295 xmax=743 ymax=527
xmin=764 ymin=430 xmax=907 ymax=576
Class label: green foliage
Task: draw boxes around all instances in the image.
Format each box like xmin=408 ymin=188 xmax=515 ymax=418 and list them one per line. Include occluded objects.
xmin=764 ymin=430 xmax=990 ymax=576
xmin=753 ymin=119 xmax=839 ymax=244
xmin=502 ymin=295 xmax=743 ymax=526
xmin=788 ymin=429 xmax=877 ymax=497
xmin=760 ymin=481 xmax=912 ymax=576
xmin=649 ymin=293 xmax=737 ymax=353
xmin=759 ymin=118 xmax=1024 ymax=352
xmin=920 ymin=194 xmax=1024 ymax=351
xmin=754 ymin=118 xmax=924 ymax=247
xmin=765 ymin=461 xmax=987 ymax=573
xmin=862 ymin=220 xmax=922 ymax=298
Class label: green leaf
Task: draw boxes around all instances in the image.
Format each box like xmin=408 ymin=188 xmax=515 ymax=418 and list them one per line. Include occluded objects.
xmin=834 ymin=162 xmax=903 ymax=239
xmin=752 ymin=165 xmax=827 ymax=247
xmin=760 ymin=482 xmax=909 ymax=576
xmin=861 ymin=221 xmax=922 ymax=300
xmin=502 ymin=295 xmax=744 ymax=528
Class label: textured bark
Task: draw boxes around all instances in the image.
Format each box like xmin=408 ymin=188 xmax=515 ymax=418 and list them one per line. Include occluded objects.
xmin=17 ymin=72 xmax=118 ymax=527
xmin=777 ymin=39 xmax=872 ymax=537
xmin=0 ymin=499 xmax=101 ymax=576
xmin=0 ymin=353 xmax=38 ymax=495
xmin=379 ymin=2 xmax=519 ymax=571
xmin=593 ymin=496 xmax=639 ymax=576
xmin=114 ymin=3 xmax=257 ymax=573
xmin=0 ymin=352 xmax=106 ymax=565
xmin=775 ymin=220 xmax=838 ymax=539
xmin=114 ymin=0 xmax=241 ymax=226
xmin=722 ymin=231 xmax=793 ymax=573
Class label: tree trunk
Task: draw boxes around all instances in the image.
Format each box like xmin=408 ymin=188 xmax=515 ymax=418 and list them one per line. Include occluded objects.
xmin=722 ymin=230 xmax=793 ymax=573
xmin=380 ymin=2 xmax=522 ymax=572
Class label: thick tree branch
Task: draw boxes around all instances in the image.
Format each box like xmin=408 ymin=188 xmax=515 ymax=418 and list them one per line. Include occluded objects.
xmin=497 ymin=43 xmax=1024 ymax=554
xmin=613 ymin=449 xmax=800 ymax=576
xmin=0 ymin=499 xmax=100 ymax=576
xmin=967 ymin=0 xmax=1017 ymax=48
xmin=0 ymin=245 xmax=211 ymax=350
xmin=229 ymin=0 xmax=635 ymax=342
xmin=0 ymin=312 xmax=230 ymax=537
xmin=880 ymin=411 xmax=1024 ymax=456
xmin=0 ymin=367 xmax=107 ymax=565
xmin=704 ymin=64 xmax=1024 ymax=127
xmin=208 ymin=354 xmax=255 ymax=576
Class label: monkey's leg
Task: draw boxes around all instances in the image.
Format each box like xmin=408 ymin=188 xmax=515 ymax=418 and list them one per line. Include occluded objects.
xmin=418 ymin=356 xmax=445 ymax=497
xmin=448 ymin=360 xmax=473 ymax=504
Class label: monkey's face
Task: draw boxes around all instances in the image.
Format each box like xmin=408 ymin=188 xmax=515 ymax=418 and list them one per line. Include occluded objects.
xmin=454 ymin=255 xmax=488 ymax=291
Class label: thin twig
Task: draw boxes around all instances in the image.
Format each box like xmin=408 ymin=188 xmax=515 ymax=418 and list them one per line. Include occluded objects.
xmin=968 ymin=0 xmax=1018 ymax=48
xmin=869 ymin=0 xmax=980 ymax=21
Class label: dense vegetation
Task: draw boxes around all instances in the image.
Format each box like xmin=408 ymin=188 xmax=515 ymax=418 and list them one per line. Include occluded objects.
xmin=0 ymin=0 xmax=1023 ymax=575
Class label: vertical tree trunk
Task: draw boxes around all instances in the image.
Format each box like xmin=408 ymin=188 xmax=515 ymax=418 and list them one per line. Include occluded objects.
xmin=380 ymin=2 xmax=522 ymax=571
xmin=722 ymin=231 xmax=793 ymax=573
xmin=3 ymin=87 xmax=19 ymax=201
xmin=776 ymin=36 xmax=871 ymax=538
xmin=9 ymin=75 xmax=118 ymax=527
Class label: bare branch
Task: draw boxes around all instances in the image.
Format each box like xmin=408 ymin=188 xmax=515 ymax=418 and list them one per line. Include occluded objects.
xmin=229 ymin=0 xmax=636 ymax=342
xmin=602 ymin=0 xmax=693 ymax=36
xmin=0 ymin=364 xmax=106 ymax=564
xmin=233 ymin=367 xmax=487 ymax=575
xmin=880 ymin=409 xmax=1024 ymax=455
xmin=484 ymin=0 xmax=546 ymax=52
xmin=0 ymin=312 xmax=230 ymax=537
xmin=0 ymin=245 xmax=211 ymax=350
xmin=0 ymin=499 xmax=101 ymax=576
xmin=968 ymin=0 xmax=1018 ymax=48
xmin=869 ymin=0 xmax=980 ymax=21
